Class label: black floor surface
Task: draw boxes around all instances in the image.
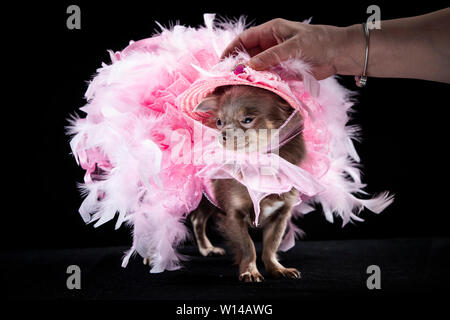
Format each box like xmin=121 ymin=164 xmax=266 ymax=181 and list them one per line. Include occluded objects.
xmin=2 ymin=237 xmax=449 ymax=301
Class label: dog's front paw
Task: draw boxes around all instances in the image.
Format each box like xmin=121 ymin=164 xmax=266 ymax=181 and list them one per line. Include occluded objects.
xmin=268 ymin=267 xmax=301 ymax=279
xmin=199 ymin=246 xmax=226 ymax=257
xmin=239 ymin=270 xmax=264 ymax=283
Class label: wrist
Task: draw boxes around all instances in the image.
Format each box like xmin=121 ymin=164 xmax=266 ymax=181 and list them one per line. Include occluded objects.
xmin=333 ymin=24 xmax=366 ymax=76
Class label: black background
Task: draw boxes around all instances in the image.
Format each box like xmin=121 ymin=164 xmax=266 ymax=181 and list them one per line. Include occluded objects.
xmin=4 ymin=0 xmax=450 ymax=252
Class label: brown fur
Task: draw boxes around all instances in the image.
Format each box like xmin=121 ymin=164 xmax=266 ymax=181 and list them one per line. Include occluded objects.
xmin=189 ymin=85 xmax=305 ymax=282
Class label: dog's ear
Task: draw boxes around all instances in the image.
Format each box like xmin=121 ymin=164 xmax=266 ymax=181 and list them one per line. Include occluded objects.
xmin=194 ymin=96 xmax=219 ymax=113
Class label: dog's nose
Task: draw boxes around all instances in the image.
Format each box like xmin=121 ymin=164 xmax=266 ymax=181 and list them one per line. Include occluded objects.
xmin=221 ymin=132 xmax=227 ymax=141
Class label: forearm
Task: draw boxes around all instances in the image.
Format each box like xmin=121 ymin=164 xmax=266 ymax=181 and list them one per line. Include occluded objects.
xmin=334 ymin=8 xmax=450 ymax=83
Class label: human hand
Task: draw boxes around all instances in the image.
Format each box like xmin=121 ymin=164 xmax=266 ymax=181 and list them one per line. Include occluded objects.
xmin=221 ymin=18 xmax=356 ymax=80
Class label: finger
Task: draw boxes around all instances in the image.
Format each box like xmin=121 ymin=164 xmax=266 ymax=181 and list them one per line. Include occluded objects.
xmin=249 ymin=39 xmax=296 ymax=70
xmin=247 ymin=46 xmax=263 ymax=57
xmin=220 ymin=22 xmax=278 ymax=59
xmin=220 ymin=28 xmax=260 ymax=59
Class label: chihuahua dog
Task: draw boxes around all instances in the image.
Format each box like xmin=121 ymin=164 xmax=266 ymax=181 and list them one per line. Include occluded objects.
xmin=189 ymin=85 xmax=305 ymax=282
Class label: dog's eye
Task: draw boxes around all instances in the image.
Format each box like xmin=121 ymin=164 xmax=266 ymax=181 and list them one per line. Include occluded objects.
xmin=242 ymin=117 xmax=253 ymax=124
xmin=216 ymin=118 xmax=223 ymax=127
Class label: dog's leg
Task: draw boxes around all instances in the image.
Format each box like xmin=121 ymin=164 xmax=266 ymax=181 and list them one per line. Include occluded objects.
xmin=190 ymin=197 xmax=225 ymax=257
xmin=262 ymin=206 xmax=301 ymax=279
xmin=222 ymin=210 xmax=264 ymax=282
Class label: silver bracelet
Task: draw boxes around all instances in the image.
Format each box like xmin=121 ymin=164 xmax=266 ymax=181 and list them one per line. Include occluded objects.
xmin=355 ymin=22 xmax=370 ymax=87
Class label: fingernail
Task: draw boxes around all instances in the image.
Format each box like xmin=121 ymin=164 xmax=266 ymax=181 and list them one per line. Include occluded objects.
xmin=249 ymin=58 xmax=263 ymax=69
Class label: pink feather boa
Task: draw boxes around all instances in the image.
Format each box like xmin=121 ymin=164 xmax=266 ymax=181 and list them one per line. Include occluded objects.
xmin=67 ymin=14 xmax=393 ymax=273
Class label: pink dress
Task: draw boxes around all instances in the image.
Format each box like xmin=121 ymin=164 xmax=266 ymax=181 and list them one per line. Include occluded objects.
xmin=68 ymin=14 xmax=393 ymax=273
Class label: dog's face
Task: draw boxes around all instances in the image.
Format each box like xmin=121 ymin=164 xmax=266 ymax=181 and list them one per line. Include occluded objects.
xmin=195 ymin=85 xmax=295 ymax=152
